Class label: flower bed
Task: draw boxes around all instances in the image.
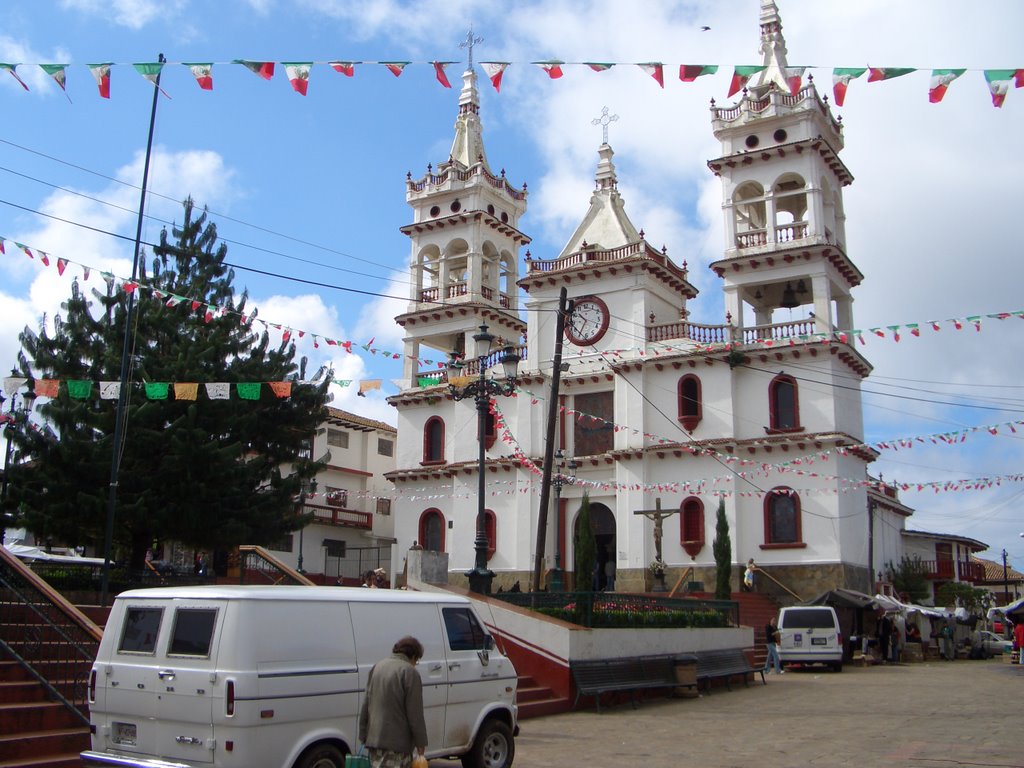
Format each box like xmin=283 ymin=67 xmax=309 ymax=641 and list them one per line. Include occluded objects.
xmin=536 ymin=598 xmax=730 ymax=629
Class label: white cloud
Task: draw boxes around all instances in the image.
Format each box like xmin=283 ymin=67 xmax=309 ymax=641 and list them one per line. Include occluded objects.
xmin=59 ymin=0 xmax=188 ymax=30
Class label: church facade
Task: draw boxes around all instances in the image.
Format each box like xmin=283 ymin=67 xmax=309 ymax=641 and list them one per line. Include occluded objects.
xmin=387 ymin=1 xmax=884 ymax=600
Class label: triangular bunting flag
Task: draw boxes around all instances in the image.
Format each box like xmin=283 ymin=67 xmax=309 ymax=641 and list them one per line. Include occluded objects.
xmin=235 ymin=60 xmax=275 ymax=80
xmin=985 ymin=69 xmax=1017 ymax=108
xmin=0 ymin=63 xmax=29 ymax=91
xmin=132 ymin=62 xmax=168 ymax=97
xmin=534 ymin=60 xmax=565 ymax=79
xmin=867 ymin=67 xmax=916 ymax=82
xmin=183 ymin=62 xmax=213 ymax=90
xmin=283 ymin=62 xmax=312 ymax=94
xmin=481 ymin=62 xmax=509 ymax=92
xmin=382 ymin=62 xmax=409 ymax=77
xmin=728 ymin=65 xmax=764 ymax=96
xmin=585 ymin=62 xmax=614 ymax=72
xmin=329 ymin=61 xmax=356 ymax=77
xmin=87 ymin=63 xmax=113 ymax=98
xmin=432 ymin=61 xmax=453 ymax=88
xmin=928 ymin=69 xmax=965 ymax=103
xmin=39 ymin=63 xmax=68 ymax=92
xmin=679 ymin=64 xmax=718 ymax=82
xmin=831 ymin=67 xmax=866 ymax=106
xmin=56 ymin=258 xmax=67 ymax=275
xmin=637 ymin=62 xmax=664 ymax=87
xmin=785 ymin=66 xmax=806 ymax=96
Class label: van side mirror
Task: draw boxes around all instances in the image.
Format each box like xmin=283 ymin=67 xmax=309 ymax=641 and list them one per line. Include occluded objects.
xmin=484 ymin=635 xmax=495 ymax=651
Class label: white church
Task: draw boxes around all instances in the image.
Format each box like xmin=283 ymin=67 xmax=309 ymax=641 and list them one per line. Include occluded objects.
xmin=386 ymin=0 xmax=904 ymax=598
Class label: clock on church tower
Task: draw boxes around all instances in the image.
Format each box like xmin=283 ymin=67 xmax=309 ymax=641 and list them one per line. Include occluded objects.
xmin=565 ymin=296 xmax=610 ymax=345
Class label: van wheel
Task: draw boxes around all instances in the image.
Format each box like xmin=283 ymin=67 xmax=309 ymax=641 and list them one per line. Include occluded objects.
xmin=462 ymin=719 xmax=515 ymax=768
xmin=296 ymin=743 xmax=345 ymax=768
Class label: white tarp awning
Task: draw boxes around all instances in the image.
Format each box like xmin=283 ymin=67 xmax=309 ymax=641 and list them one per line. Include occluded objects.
xmin=3 ymin=543 xmax=105 ymax=565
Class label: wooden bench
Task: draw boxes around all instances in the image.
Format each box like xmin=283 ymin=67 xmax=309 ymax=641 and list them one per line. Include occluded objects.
xmin=570 ymin=655 xmax=684 ymax=712
xmin=695 ymin=648 xmax=765 ymax=693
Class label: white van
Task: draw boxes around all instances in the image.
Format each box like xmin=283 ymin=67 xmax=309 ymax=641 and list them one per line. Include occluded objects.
xmin=776 ymin=605 xmax=843 ymax=672
xmin=81 ymin=585 xmax=518 ymax=768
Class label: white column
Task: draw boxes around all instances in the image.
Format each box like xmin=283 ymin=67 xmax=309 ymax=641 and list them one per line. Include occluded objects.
xmin=724 ymin=286 xmax=743 ymax=333
xmin=835 ymin=295 xmax=855 ymax=333
xmin=811 ymin=274 xmax=832 ymax=334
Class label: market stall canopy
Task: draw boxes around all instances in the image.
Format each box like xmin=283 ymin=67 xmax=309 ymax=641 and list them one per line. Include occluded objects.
xmin=1003 ymin=596 xmax=1024 ymax=619
xmin=3 ymin=542 xmax=105 ymax=565
xmin=808 ymin=588 xmax=879 ymax=610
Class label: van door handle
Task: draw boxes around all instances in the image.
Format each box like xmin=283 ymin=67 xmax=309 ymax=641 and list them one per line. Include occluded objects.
xmin=158 ymin=670 xmax=177 ymax=681
xmin=448 ymin=662 xmax=461 ymax=671
xmin=429 ymin=663 xmax=443 ymax=672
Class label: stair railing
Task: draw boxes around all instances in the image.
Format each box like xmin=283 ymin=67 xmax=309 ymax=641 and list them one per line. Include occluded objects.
xmin=668 ymin=566 xmax=695 ymax=598
xmin=0 ymin=545 xmax=101 ymax=725
xmin=238 ymin=545 xmax=316 ymax=586
xmin=755 ymin=566 xmax=803 ymax=602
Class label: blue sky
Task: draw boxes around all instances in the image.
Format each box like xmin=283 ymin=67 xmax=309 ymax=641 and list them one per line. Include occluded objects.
xmin=1 ymin=0 xmax=1023 ymax=570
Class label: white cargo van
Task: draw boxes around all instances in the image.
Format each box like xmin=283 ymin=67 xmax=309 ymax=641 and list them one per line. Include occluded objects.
xmin=776 ymin=605 xmax=843 ymax=672
xmin=81 ymin=586 xmax=518 ymax=768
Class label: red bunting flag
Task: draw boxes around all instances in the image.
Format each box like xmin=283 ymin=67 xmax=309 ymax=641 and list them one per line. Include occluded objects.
xmin=679 ymin=64 xmax=718 ymax=82
xmin=236 ymin=60 xmax=275 ymax=80
xmin=184 ymin=62 xmax=213 ymax=90
xmin=785 ymin=66 xmax=805 ymax=96
xmin=586 ymin=63 xmax=614 ymax=72
xmin=56 ymin=257 xmax=67 ymax=275
xmin=481 ymin=62 xmax=508 ymax=91
xmin=283 ymin=62 xmax=312 ymax=94
xmin=985 ymin=69 xmax=1017 ymax=107
xmin=39 ymin=63 xmax=67 ymax=92
xmin=0 ymin=63 xmax=29 ymax=91
xmin=535 ymin=60 xmax=565 ymax=79
xmin=382 ymin=62 xmax=409 ymax=77
xmin=928 ymin=69 xmax=965 ymax=103
xmin=329 ymin=61 xmax=356 ymax=76
xmin=637 ymin=62 xmax=664 ymax=87
xmin=432 ymin=61 xmax=453 ymax=88
xmin=87 ymin=63 xmax=113 ymax=98
xmin=831 ymin=67 xmax=866 ymax=106
xmin=728 ymin=65 xmax=764 ymax=96
xmin=867 ymin=67 xmax=916 ymax=82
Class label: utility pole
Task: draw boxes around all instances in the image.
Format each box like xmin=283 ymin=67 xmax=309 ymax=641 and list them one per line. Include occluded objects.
xmin=1003 ymin=548 xmax=1010 ymax=605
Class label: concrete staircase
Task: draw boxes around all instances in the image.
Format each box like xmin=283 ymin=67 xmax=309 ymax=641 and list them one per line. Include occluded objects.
xmin=734 ymin=591 xmax=782 ymax=669
xmin=516 ymin=674 xmax=569 ymax=719
xmin=0 ymin=649 xmax=90 ymax=768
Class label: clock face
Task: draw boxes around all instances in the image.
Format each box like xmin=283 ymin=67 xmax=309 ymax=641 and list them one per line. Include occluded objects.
xmin=565 ymin=296 xmax=610 ymax=345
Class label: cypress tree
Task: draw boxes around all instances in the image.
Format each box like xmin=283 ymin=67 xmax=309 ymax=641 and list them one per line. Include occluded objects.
xmin=4 ymin=200 xmax=330 ymax=569
xmin=573 ymin=493 xmax=596 ymax=593
xmin=713 ymin=499 xmax=732 ymax=600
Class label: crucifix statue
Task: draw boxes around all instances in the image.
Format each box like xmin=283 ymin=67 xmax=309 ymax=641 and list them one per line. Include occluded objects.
xmin=633 ymin=497 xmax=678 ymax=564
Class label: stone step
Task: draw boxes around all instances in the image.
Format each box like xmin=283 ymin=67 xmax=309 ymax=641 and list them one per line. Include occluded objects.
xmin=0 ymin=727 xmax=90 ymax=763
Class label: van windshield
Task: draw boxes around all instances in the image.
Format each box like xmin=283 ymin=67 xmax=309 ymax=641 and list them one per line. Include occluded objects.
xmin=781 ymin=609 xmax=836 ymax=629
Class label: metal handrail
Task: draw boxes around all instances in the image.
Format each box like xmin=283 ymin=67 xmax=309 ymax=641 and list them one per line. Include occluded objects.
xmin=0 ymin=545 xmax=101 ymax=724
xmin=755 ymin=567 xmax=803 ymax=602
xmin=668 ymin=566 xmax=695 ymax=598
xmin=238 ymin=545 xmax=315 ymax=586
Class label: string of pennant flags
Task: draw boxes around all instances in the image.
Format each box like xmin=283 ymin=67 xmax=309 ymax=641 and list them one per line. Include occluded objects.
xmin=6 ymin=234 xmax=1024 ymax=397
xmin=1 ymin=375 xmax=296 ymax=402
xmin=488 ymin=400 xmax=1024 ymax=498
xmin=1 ymin=59 xmax=1022 ymax=107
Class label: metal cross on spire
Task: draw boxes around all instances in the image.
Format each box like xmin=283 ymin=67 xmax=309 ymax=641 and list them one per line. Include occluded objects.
xmin=591 ymin=106 xmax=619 ymax=145
xmin=460 ymin=27 xmax=484 ymax=70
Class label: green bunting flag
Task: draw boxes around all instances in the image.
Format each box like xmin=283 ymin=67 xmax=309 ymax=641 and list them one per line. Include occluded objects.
xmin=144 ymin=382 xmax=170 ymax=400
xmin=928 ymin=69 xmax=965 ymax=103
xmin=867 ymin=67 xmax=916 ymax=82
xmin=183 ymin=62 xmax=213 ymax=90
xmin=236 ymin=383 xmax=261 ymax=400
xmin=0 ymin=64 xmax=29 ymax=91
xmin=67 ymin=380 xmax=93 ymax=399
xmin=728 ymin=65 xmax=764 ymax=96
xmin=39 ymin=63 xmax=68 ymax=92
xmin=679 ymin=64 xmax=718 ymax=82
xmin=283 ymin=62 xmax=312 ymax=94
xmin=235 ymin=60 xmax=275 ymax=80
xmin=832 ymin=67 xmax=867 ymax=106
xmin=585 ymin=62 xmax=614 ymax=72
xmin=984 ymin=69 xmax=1017 ymax=108
xmin=87 ymin=63 xmax=113 ymax=98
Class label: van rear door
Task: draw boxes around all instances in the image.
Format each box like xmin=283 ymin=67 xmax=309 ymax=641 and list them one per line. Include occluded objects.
xmin=151 ymin=602 xmax=224 ymax=764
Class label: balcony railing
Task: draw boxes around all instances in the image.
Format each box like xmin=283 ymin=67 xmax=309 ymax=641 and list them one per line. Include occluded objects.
xmin=742 ymin=320 xmax=817 ymax=343
xmin=647 ymin=321 xmax=730 ymax=345
xmin=735 ymin=222 xmax=808 ymax=250
xmin=417 ymin=284 xmax=512 ymax=309
xmin=526 ymin=240 xmax=688 ymax=283
xmin=919 ymin=559 xmax=985 ymax=582
xmin=307 ymin=502 xmax=372 ymax=530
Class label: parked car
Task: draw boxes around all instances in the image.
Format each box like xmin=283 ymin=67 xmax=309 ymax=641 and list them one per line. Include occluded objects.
xmin=978 ymin=630 xmax=1013 ymax=656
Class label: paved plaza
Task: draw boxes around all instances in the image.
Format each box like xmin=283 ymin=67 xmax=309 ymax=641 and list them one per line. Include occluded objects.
xmin=437 ymin=658 xmax=1023 ymax=768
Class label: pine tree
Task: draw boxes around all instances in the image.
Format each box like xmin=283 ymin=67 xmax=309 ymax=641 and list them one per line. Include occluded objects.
xmin=573 ymin=493 xmax=596 ymax=593
xmin=4 ymin=200 xmax=330 ymax=569
xmin=713 ymin=499 xmax=732 ymax=600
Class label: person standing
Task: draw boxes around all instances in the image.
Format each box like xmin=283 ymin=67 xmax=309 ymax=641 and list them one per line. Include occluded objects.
xmin=764 ymin=618 xmax=783 ymax=674
xmin=1014 ymin=620 xmax=1024 ymax=664
xmin=877 ymin=611 xmax=892 ymax=663
xmin=742 ymin=559 xmax=756 ymax=592
xmin=359 ymin=636 xmax=428 ymax=768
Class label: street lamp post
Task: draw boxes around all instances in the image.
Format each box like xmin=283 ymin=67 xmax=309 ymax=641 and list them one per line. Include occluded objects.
xmin=448 ymin=324 xmax=520 ymax=595
xmin=548 ymin=450 xmax=578 ymax=592
xmin=0 ymin=392 xmax=17 ymax=543
xmin=296 ymin=477 xmax=317 ymax=575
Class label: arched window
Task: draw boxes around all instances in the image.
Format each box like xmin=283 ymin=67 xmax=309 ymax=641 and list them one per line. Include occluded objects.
xmin=763 ymin=488 xmax=803 ymax=547
xmin=678 ymin=375 xmax=702 ymax=431
xmin=483 ymin=509 xmax=497 ymax=561
xmin=768 ymin=374 xmax=800 ymax=433
xmin=423 ymin=416 xmax=445 ymax=464
xmin=679 ymin=497 xmax=705 ymax=558
xmin=419 ymin=509 xmax=445 ymax=552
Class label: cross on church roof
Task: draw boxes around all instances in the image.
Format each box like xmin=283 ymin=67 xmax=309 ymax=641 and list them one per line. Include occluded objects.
xmin=591 ymin=106 xmax=619 ymax=145
xmin=460 ymin=28 xmax=484 ymax=70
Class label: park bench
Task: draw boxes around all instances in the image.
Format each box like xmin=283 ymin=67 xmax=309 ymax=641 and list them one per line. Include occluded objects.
xmin=570 ymin=655 xmax=686 ymax=712
xmin=695 ymin=648 xmax=765 ymax=693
